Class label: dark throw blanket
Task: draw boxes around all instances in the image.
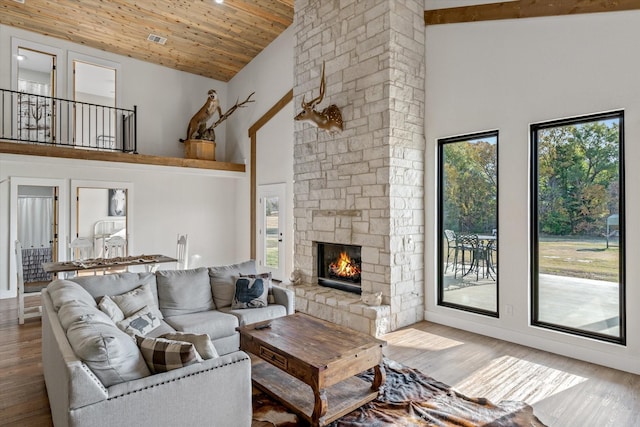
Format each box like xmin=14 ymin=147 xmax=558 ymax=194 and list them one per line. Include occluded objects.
xmin=252 ymin=359 xmax=547 ymax=427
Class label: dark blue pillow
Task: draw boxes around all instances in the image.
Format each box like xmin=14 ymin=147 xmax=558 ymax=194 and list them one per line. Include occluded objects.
xmin=232 ymin=277 xmax=268 ymax=309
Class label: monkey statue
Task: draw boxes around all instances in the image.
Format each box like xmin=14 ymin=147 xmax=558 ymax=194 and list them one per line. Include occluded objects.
xmin=180 ymin=89 xmax=222 ymax=142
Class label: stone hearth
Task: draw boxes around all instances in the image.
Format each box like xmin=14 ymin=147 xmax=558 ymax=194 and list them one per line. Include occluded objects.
xmin=291 ymin=0 xmax=425 ymax=336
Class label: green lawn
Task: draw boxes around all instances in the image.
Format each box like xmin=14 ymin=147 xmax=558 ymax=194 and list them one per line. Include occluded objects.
xmin=539 ymin=235 xmax=619 ymax=282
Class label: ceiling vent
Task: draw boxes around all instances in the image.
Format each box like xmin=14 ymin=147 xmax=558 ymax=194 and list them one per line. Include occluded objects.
xmin=147 ymin=34 xmax=167 ymax=45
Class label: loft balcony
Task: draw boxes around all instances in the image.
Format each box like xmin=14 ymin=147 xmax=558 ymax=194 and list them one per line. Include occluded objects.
xmin=0 ymin=88 xmax=244 ymax=173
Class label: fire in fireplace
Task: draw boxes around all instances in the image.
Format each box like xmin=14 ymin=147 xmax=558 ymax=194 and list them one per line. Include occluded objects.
xmin=317 ymin=242 xmax=362 ymax=294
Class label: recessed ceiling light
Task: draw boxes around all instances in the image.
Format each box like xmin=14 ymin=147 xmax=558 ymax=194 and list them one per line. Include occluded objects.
xmin=215 ymin=0 xmax=223 ymax=4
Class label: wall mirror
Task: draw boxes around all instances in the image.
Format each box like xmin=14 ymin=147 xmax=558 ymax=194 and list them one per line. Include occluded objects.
xmin=70 ymin=180 xmax=133 ymax=259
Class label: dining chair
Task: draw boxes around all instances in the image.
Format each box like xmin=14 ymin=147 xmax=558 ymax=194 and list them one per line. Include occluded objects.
xmin=176 ymin=234 xmax=189 ymax=270
xmin=15 ymin=240 xmax=42 ymax=324
xmin=104 ymin=236 xmax=127 ymax=258
xmin=70 ymin=237 xmax=93 ymax=261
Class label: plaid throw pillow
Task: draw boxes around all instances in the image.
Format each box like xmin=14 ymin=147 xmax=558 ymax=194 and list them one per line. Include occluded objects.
xmin=135 ymin=336 xmax=202 ymax=373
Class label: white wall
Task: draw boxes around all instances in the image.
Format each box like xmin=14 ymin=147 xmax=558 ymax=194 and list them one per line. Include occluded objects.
xmin=0 ymin=154 xmax=243 ymax=297
xmin=0 ymin=24 xmax=227 ymax=160
xmin=226 ymin=25 xmax=295 ymax=266
xmin=424 ymin=11 xmax=640 ymax=374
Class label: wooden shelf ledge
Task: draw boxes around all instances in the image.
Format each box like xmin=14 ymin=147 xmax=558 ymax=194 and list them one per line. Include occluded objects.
xmin=0 ymin=141 xmax=245 ymax=172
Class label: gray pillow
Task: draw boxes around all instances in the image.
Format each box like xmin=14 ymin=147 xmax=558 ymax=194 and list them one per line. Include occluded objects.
xmin=47 ymin=279 xmax=97 ymax=311
xmin=208 ymin=260 xmax=257 ymax=308
xmin=156 ymin=268 xmax=215 ymax=317
xmin=57 ymin=301 xmax=114 ymax=331
xmin=110 ymin=283 xmax=163 ymax=320
xmin=98 ymin=295 xmax=125 ymax=322
xmin=160 ymin=332 xmax=219 ymax=359
xmin=66 ymin=317 xmax=150 ymax=387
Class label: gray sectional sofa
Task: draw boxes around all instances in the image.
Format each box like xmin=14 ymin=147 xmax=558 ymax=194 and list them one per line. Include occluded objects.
xmin=41 ymin=261 xmax=294 ymax=427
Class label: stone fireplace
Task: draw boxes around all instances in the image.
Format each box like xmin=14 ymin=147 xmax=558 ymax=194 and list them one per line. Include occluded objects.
xmin=288 ymin=0 xmax=425 ymax=337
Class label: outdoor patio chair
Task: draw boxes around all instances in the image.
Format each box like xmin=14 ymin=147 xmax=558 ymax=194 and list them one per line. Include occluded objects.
xmin=444 ymin=230 xmax=460 ymax=273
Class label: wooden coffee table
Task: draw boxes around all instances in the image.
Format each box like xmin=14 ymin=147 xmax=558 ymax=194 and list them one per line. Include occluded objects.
xmin=238 ymin=313 xmax=386 ymax=426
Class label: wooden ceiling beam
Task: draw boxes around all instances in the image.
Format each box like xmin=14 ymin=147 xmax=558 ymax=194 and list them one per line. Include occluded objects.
xmin=425 ymin=0 xmax=640 ymax=25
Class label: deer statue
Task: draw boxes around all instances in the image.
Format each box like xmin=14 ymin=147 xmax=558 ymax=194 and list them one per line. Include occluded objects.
xmin=294 ymin=62 xmax=343 ymax=133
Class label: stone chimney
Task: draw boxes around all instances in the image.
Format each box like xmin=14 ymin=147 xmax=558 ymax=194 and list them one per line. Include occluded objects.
xmin=291 ymin=0 xmax=425 ymax=335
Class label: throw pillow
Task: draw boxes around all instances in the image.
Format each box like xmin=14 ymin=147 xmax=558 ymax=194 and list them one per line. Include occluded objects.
xmin=136 ymin=336 xmax=202 ymax=373
xmin=231 ymin=276 xmax=269 ymax=309
xmin=117 ymin=305 xmax=161 ymax=337
xmin=58 ymin=301 xmax=114 ymax=331
xmin=209 ymin=260 xmax=257 ymax=308
xmin=66 ymin=319 xmax=150 ymax=387
xmin=156 ymin=268 xmax=215 ymax=317
xmin=110 ymin=282 xmax=163 ymax=320
xmin=98 ymin=295 xmax=125 ymax=322
xmin=240 ymin=272 xmax=275 ymax=304
xmin=47 ymin=279 xmax=97 ymax=311
xmin=160 ymin=332 xmax=219 ymax=360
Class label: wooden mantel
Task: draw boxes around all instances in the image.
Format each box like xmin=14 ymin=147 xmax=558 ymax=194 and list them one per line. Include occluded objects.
xmin=0 ymin=141 xmax=245 ymax=173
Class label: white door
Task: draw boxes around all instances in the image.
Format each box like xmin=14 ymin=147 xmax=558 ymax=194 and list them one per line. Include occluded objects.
xmin=257 ymin=183 xmax=286 ymax=281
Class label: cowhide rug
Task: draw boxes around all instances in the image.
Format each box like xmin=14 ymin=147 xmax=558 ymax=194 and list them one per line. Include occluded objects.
xmin=251 ymin=359 xmax=547 ymax=427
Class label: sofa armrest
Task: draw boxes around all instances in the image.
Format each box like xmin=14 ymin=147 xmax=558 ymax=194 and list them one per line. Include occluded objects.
xmin=271 ymin=284 xmax=295 ymax=315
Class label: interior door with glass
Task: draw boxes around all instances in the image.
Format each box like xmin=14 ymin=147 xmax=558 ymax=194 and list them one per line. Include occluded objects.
xmin=16 ymin=47 xmax=56 ymax=143
xmin=257 ymin=183 xmax=286 ymax=280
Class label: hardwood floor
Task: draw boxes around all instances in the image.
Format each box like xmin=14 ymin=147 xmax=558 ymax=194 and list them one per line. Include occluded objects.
xmin=0 ymin=297 xmax=638 ymax=426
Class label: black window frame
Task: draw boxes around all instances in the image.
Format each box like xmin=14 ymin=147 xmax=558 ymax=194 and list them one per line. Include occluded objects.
xmin=437 ymin=130 xmax=499 ymax=318
xmin=530 ymin=110 xmax=626 ymax=345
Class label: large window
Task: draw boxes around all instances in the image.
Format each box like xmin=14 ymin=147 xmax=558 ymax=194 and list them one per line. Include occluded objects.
xmin=531 ymin=111 xmax=625 ymax=344
xmin=438 ymin=131 xmax=498 ymax=316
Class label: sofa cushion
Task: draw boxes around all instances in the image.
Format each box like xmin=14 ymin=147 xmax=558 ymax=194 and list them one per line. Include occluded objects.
xmin=164 ymin=310 xmax=239 ymax=341
xmin=57 ymin=301 xmax=114 ymax=331
xmin=98 ymin=295 xmax=125 ymax=322
xmin=209 ymin=260 xmax=257 ymax=308
xmin=156 ymin=267 xmax=215 ymax=316
xmin=110 ymin=283 xmax=163 ymax=320
xmin=160 ymin=332 xmax=219 ymax=360
xmin=117 ymin=306 xmax=162 ymax=337
xmin=218 ymin=305 xmax=287 ymax=327
xmin=66 ymin=317 xmax=150 ymax=387
xmin=47 ymin=279 xmax=98 ymax=311
xmin=136 ymin=336 xmax=202 ymax=373
xmin=231 ymin=276 xmax=269 ymax=309
xmin=69 ymin=272 xmax=158 ymax=302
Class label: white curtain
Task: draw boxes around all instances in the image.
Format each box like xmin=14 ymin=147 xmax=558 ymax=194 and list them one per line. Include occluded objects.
xmin=18 ymin=196 xmax=53 ymax=248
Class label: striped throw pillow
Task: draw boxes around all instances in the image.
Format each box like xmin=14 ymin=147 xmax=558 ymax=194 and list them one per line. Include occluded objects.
xmin=135 ymin=336 xmax=202 ymax=373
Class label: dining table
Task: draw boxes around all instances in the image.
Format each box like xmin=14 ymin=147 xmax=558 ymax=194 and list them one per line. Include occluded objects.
xmin=42 ymin=254 xmax=177 ymax=276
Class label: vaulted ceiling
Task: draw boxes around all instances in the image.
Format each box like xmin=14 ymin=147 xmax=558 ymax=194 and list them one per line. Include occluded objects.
xmin=1 ymin=0 xmax=294 ymax=82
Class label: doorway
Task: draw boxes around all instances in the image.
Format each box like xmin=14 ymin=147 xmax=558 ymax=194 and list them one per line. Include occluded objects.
xmin=257 ymin=183 xmax=286 ymax=281
xmin=72 ymin=60 xmax=116 ymax=149
xmin=8 ymin=178 xmax=68 ymax=298
xmin=16 ymin=47 xmax=56 ymax=143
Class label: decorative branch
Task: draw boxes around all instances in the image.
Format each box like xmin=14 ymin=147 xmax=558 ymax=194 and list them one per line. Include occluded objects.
xmin=208 ymin=92 xmax=255 ymax=130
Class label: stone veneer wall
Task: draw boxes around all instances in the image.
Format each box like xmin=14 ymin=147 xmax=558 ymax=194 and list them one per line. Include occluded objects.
xmin=291 ymin=0 xmax=425 ymax=335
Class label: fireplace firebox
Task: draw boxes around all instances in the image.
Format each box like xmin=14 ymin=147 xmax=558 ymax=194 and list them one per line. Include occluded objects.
xmin=317 ymin=242 xmax=362 ymax=294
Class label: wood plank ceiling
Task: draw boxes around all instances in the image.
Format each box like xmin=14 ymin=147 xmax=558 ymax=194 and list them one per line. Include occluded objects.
xmin=0 ymin=0 xmax=294 ymax=82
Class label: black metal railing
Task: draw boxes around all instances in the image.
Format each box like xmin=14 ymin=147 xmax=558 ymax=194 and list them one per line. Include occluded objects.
xmin=1 ymin=88 xmax=137 ymax=153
